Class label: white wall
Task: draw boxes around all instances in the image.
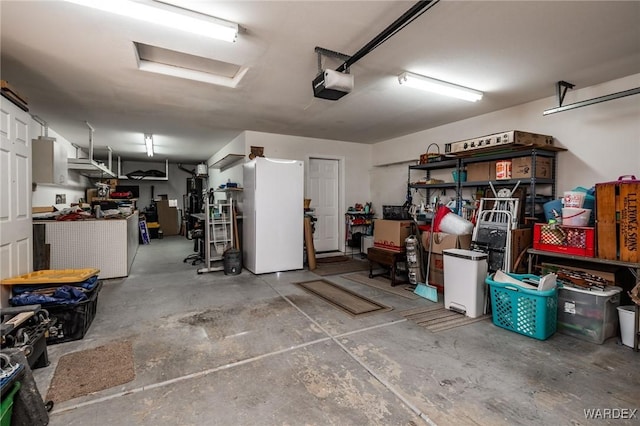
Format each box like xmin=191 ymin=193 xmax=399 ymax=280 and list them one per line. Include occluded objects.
xmin=243 ymin=131 xmax=372 ymax=211
xmin=206 ymin=130 xmax=373 ymax=210
xmin=118 ymin=161 xmax=196 ymax=211
xmin=207 ymin=132 xmax=246 ymax=197
xmin=206 ymin=131 xmax=373 ymax=252
xmin=372 ymin=74 xmax=640 ymax=210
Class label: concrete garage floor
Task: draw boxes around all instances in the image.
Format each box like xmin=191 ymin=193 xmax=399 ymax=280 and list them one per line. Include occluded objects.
xmin=33 ymin=237 xmax=639 ymax=425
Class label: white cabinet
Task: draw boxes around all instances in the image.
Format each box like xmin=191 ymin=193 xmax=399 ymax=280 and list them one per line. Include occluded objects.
xmin=32 ymin=136 xmax=68 ymax=184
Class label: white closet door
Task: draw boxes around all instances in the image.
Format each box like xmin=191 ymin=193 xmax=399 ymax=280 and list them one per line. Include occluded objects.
xmin=0 ymin=99 xmax=32 ymax=307
xmin=308 ymin=158 xmax=339 ymax=252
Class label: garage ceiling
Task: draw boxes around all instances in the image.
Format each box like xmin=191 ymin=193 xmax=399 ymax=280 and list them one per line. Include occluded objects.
xmin=1 ymin=1 xmax=639 ymax=163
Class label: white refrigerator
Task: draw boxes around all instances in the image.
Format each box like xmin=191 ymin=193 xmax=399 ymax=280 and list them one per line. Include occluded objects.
xmin=243 ymin=157 xmax=304 ymax=274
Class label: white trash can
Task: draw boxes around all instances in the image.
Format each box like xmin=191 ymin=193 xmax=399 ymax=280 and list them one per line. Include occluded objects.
xmin=617 ymin=305 xmax=637 ymax=348
xmin=443 ymin=248 xmax=488 ymax=318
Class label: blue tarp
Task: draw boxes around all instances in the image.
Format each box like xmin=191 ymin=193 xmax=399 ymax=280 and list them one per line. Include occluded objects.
xmin=10 ymin=285 xmax=89 ymax=306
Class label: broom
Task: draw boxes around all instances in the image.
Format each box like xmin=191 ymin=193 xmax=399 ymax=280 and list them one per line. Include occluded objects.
xmin=413 ymin=222 xmax=438 ymax=302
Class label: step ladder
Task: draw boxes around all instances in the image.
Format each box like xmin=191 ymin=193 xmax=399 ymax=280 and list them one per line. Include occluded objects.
xmin=471 ymin=197 xmax=519 ymax=273
xmin=197 ymin=195 xmax=234 ymax=274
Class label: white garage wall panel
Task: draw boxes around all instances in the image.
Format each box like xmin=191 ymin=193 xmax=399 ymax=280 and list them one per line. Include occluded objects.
xmin=372 ymin=74 xmax=640 ymax=208
xmin=43 ymin=214 xmax=139 ymax=279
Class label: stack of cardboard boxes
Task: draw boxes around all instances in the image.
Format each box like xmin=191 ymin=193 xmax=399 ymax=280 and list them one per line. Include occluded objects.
xmin=371 ymin=217 xmax=533 ymax=290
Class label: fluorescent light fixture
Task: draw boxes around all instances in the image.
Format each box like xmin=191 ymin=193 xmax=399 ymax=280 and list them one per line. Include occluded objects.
xmin=65 ymin=0 xmax=238 ymax=42
xmin=398 ymin=71 xmax=483 ymax=102
xmin=144 ymin=134 xmax=154 ymax=157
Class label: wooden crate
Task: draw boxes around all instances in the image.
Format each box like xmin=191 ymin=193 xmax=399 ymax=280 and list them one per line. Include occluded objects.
xmin=596 ymin=178 xmax=639 ymax=262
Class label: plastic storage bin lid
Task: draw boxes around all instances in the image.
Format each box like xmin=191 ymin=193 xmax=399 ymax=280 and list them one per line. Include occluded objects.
xmin=1 ymin=268 xmax=100 ymax=285
xmin=442 ymin=248 xmax=488 ymax=260
xmin=558 ymin=285 xmax=622 ymax=297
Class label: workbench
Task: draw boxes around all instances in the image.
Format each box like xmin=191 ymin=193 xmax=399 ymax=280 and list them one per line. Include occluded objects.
xmin=528 ymin=248 xmax=640 ymax=352
xmin=367 ymin=247 xmax=408 ymax=287
xmin=34 ymin=212 xmax=139 ymax=279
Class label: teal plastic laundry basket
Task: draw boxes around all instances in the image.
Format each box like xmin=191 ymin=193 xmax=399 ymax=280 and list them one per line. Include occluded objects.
xmin=486 ymin=273 xmax=558 ymax=340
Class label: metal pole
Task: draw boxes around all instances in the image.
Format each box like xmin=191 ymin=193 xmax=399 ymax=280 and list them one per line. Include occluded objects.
xmin=543 ymin=87 xmax=640 ymax=115
xmin=336 ymin=0 xmax=439 ymax=73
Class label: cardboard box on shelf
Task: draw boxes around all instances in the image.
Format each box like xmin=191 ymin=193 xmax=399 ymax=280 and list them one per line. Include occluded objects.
xmin=421 ymin=231 xmax=472 ymax=254
xmin=86 ymin=188 xmax=98 ymax=202
xmin=465 ymin=161 xmax=496 ymax=182
xmin=157 ymin=199 xmax=180 ymax=236
xmin=511 ymin=157 xmax=552 ymax=179
xmin=428 ymin=253 xmax=445 ymax=289
xmin=373 ymin=219 xmax=412 ymax=252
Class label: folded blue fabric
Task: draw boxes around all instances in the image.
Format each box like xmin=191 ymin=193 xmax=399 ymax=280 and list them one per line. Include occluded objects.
xmin=10 ymin=284 xmax=88 ymax=306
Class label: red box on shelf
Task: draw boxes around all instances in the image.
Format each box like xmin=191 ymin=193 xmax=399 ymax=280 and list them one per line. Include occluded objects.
xmin=533 ymin=223 xmax=595 ymax=257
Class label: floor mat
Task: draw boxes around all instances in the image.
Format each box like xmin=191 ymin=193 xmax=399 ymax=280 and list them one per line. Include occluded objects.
xmin=316 ymin=255 xmax=350 ymax=263
xmin=399 ymin=306 xmax=490 ymax=332
xmin=46 ymin=340 xmax=135 ymax=404
xmin=341 ymin=271 xmax=420 ymax=300
xmin=313 ymin=258 xmax=370 ymax=276
xmin=295 ymin=279 xmax=392 ymax=317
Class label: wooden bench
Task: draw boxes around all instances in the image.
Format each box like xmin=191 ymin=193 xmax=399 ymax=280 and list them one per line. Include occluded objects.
xmin=367 ymin=247 xmax=408 ymax=287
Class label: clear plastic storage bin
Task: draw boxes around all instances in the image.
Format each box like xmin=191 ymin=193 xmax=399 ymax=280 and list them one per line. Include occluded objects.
xmin=557 ymin=285 xmax=622 ymax=344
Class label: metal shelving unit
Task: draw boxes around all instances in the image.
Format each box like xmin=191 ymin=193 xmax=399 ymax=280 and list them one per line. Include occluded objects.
xmin=408 ymin=147 xmax=560 ymax=220
xmin=345 ymin=212 xmax=374 ymax=255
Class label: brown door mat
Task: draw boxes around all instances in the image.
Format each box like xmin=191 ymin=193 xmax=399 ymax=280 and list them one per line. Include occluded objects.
xmin=313 ymin=258 xmax=370 ymax=276
xmin=399 ymin=306 xmax=490 ymax=332
xmin=295 ymin=279 xmax=392 ymax=317
xmin=316 ymin=255 xmax=350 ymax=263
xmin=341 ymin=271 xmax=420 ymax=300
xmin=46 ymin=340 xmax=135 ymax=404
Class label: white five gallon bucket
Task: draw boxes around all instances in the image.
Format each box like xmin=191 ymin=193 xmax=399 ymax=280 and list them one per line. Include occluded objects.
xmin=617 ymin=305 xmax=637 ymax=348
xmin=562 ymin=208 xmax=591 ymax=227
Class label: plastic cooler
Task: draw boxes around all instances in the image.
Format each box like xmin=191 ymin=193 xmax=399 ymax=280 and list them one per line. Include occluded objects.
xmin=557 ymin=285 xmax=622 ymax=344
xmin=486 ymin=273 xmax=558 ymax=340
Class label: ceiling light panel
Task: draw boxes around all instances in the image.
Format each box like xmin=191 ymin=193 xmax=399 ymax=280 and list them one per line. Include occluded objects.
xmin=66 ymin=0 xmax=238 ymax=42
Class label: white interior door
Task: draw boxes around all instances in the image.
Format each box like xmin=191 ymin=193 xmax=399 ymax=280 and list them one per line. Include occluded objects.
xmin=0 ymin=99 xmax=32 ymax=308
xmin=308 ymin=158 xmax=339 ymax=252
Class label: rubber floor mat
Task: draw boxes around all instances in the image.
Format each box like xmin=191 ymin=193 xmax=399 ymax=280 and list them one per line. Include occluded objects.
xmin=295 ymin=279 xmax=392 ymax=317
xmin=399 ymin=306 xmax=490 ymax=332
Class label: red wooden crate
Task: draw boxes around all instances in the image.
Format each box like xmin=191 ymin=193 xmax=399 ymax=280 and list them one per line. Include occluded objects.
xmin=533 ymin=224 xmax=595 ymax=257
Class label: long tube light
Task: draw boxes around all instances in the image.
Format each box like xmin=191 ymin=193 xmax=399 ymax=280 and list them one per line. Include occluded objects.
xmin=144 ymin=134 xmax=154 ymax=157
xmin=398 ymin=71 xmax=483 ymax=102
xmin=65 ymin=0 xmax=238 ymax=42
